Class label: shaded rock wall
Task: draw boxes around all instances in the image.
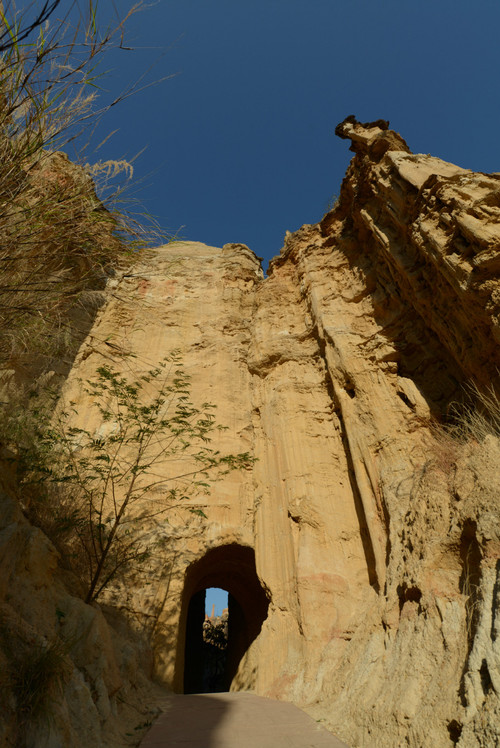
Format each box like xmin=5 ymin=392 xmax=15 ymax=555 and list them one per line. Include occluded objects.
xmin=58 ymin=120 xmax=500 ymax=748
xmin=0 ymin=484 xmax=162 ymax=748
xmin=0 ymin=152 xmax=164 ymax=748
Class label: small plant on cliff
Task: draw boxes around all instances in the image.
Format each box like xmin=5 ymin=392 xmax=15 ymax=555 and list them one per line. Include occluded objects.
xmin=10 ymin=639 xmax=69 ymax=727
xmin=324 ymin=192 xmax=339 ymax=214
xmin=449 ymin=382 xmax=500 ymax=443
xmin=18 ymin=353 xmax=255 ymax=603
xmin=425 ymin=381 xmax=500 ymax=477
xmin=0 ymin=620 xmax=70 ymax=736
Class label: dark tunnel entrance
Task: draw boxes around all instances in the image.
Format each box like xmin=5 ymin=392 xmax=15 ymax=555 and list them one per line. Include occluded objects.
xmin=175 ymin=544 xmax=270 ymax=693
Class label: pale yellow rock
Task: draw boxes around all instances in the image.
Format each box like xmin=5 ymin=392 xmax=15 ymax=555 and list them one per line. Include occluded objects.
xmin=3 ymin=119 xmax=500 ymax=748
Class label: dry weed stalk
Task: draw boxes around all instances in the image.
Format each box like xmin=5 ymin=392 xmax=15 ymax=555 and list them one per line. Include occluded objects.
xmin=424 ymin=382 xmax=500 ymax=478
xmin=449 ymin=383 xmax=500 ymax=443
xmin=0 ymin=2 xmax=167 ymax=374
xmin=461 ymin=545 xmax=482 ymax=644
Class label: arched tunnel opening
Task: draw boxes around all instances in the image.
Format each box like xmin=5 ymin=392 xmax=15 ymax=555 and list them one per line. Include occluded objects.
xmin=174 ymin=544 xmax=270 ymax=693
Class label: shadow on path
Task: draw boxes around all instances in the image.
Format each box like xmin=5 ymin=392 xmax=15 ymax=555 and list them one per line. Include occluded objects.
xmin=140 ymin=692 xmax=349 ymax=748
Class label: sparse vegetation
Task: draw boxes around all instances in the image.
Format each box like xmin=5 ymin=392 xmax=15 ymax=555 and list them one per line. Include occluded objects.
xmin=10 ymin=638 xmax=69 ymax=726
xmin=448 ymin=382 xmax=500 ymax=443
xmin=0 ymin=0 xmax=184 ymax=602
xmin=461 ymin=543 xmax=482 ymax=644
xmin=324 ymin=192 xmax=339 ymax=214
xmin=414 ymin=383 xmax=500 ymax=663
xmin=13 ymin=353 xmax=255 ymax=603
xmin=0 ymin=1 xmax=165 ymax=378
xmin=0 ymin=619 xmax=70 ymax=737
xmin=425 ymin=382 xmax=500 ymax=478
xmin=0 ymin=7 xmax=179 ymax=738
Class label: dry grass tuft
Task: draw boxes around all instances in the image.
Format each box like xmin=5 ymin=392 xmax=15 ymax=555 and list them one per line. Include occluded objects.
xmin=0 ymin=3 xmax=167 ymax=379
xmin=426 ymin=382 xmax=500 ymax=475
xmin=0 ymin=616 xmax=71 ymax=733
xmin=449 ymin=383 xmax=500 ymax=443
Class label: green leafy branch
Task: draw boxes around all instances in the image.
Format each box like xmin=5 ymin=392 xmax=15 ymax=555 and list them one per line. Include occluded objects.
xmin=20 ymin=352 xmax=254 ymax=603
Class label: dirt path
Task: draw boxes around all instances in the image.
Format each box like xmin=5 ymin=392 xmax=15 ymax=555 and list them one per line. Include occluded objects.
xmin=140 ymin=692 xmax=349 ymax=747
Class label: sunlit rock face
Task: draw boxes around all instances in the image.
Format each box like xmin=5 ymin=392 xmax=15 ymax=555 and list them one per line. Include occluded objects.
xmin=61 ymin=119 xmax=500 ymax=748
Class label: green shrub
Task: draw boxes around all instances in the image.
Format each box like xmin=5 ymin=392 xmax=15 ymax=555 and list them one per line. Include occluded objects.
xmin=14 ymin=353 xmax=255 ymax=603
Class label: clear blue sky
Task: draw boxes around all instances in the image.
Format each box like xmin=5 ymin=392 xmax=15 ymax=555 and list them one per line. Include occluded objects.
xmin=71 ymin=0 xmax=500 ymax=270
xmin=205 ymin=587 xmax=228 ymax=617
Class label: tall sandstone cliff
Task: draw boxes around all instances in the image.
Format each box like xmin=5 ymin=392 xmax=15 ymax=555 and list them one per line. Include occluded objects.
xmin=53 ymin=119 xmax=500 ymax=747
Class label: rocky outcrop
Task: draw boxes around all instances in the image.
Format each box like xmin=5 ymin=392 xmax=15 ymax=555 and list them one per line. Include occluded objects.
xmin=0 ymin=481 xmax=163 ymax=747
xmin=0 ymin=149 xmax=163 ymax=747
xmin=332 ymin=115 xmax=500 ymax=392
xmin=17 ymin=119 xmax=500 ymax=747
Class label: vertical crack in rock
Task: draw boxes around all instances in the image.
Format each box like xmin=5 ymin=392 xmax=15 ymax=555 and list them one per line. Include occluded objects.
xmin=309 ymin=320 xmax=381 ymax=592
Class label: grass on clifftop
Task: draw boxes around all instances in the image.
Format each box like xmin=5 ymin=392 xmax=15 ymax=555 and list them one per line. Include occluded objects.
xmin=0 ymin=1 xmax=166 ymax=379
